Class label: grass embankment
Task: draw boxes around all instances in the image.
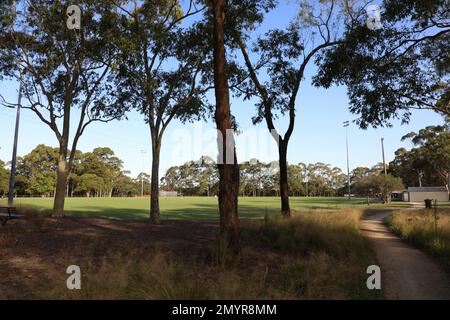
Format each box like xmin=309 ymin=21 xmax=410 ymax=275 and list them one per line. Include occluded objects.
xmin=387 ymin=209 xmax=450 ymax=269
xmin=39 ymin=208 xmax=379 ymax=300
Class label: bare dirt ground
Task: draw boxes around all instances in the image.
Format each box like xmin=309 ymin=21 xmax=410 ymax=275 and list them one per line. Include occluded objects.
xmin=360 ymin=212 xmax=450 ymax=300
xmin=0 ymin=218 xmax=222 ymax=299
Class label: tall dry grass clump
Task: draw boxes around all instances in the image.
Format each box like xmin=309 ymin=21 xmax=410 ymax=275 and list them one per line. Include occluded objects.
xmin=387 ymin=209 xmax=450 ymax=268
xmin=42 ymin=250 xmax=295 ymax=300
xmin=240 ymin=208 xmax=378 ymax=299
xmin=248 ymin=209 xmax=365 ymax=257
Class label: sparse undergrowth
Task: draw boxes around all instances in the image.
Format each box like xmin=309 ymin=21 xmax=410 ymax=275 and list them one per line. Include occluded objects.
xmin=37 ymin=209 xmax=379 ymax=300
xmin=387 ymin=209 xmax=450 ymax=269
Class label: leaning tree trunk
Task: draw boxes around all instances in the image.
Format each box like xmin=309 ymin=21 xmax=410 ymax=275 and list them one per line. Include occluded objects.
xmin=52 ymin=147 xmax=69 ymax=218
xmin=278 ymin=139 xmax=291 ymax=217
xmin=150 ymin=139 xmax=161 ymax=224
xmin=212 ymin=0 xmax=240 ymax=254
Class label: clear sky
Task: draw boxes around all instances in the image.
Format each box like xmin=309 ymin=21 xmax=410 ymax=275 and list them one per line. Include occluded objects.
xmin=0 ymin=1 xmax=445 ymax=178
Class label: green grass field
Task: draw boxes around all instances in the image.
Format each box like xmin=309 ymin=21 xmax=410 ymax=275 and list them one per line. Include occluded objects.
xmin=1 ymin=196 xmax=416 ymax=220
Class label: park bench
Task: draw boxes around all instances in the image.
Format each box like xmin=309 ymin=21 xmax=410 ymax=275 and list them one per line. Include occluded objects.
xmin=0 ymin=206 xmax=21 ymax=225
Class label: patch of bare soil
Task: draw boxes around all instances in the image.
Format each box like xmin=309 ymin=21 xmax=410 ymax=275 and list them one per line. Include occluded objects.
xmin=0 ymin=217 xmax=285 ymax=299
xmin=360 ymin=212 xmax=450 ymax=300
xmin=0 ymin=217 xmax=224 ymax=299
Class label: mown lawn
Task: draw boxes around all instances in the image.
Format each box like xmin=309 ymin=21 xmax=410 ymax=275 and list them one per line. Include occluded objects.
xmin=2 ymin=196 xmax=413 ymax=220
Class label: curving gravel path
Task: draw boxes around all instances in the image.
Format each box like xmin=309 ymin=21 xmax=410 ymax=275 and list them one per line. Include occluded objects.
xmin=360 ymin=211 xmax=450 ymax=300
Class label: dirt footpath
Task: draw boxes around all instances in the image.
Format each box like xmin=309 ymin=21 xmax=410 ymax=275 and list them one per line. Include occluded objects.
xmin=360 ymin=212 xmax=450 ymax=300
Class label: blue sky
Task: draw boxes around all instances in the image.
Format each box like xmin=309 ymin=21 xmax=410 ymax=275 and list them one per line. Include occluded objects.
xmin=0 ymin=1 xmax=445 ymax=177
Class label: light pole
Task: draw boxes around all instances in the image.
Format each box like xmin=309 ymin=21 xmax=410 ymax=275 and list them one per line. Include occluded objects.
xmin=305 ymin=166 xmax=308 ymax=197
xmin=343 ymin=121 xmax=351 ymax=200
xmin=301 ymin=163 xmax=308 ymax=197
xmin=381 ymin=137 xmax=387 ymax=175
xmin=140 ymin=150 xmax=146 ymax=197
xmin=8 ymin=73 xmax=23 ymax=206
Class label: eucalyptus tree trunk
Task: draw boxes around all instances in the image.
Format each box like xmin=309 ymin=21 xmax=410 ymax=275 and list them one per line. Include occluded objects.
xmin=279 ymin=139 xmax=291 ymax=217
xmin=150 ymin=138 xmax=161 ymax=224
xmin=52 ymin=144 xmax=69 ymax=218
xmin=213 ymin=0 xmax=240 ymax=254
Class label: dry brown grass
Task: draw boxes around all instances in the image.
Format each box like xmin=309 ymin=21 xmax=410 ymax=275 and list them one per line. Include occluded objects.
xmin=35 ymin=208 xmax=379 ymax=300
xmin=387 ymin=208 xmax=450 ymax=268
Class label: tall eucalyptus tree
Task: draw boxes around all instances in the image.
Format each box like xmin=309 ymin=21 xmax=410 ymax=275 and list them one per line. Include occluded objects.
xmin=0 ymin=1 xmax=127 ymax=217
xmin=234 ymin=0 xmax=361 ymax=216
xmin=111 ymin=0 xmax=211 ymax=223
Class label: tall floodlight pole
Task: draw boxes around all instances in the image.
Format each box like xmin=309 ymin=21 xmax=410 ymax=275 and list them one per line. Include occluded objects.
xmin=303 ymin=164 xmax=308 ymax=197
xmin=8 ymin=73 xmax=23 ymax=206
xmin=381 ymin=137 xmax=387 ymax=175
xmin=305 ymin=166 xmax=308 ymax=197
xmin=140 ymin=150 xmax=146 ymax=197
xmin=343 ymin=121 xmax=351 ymax=200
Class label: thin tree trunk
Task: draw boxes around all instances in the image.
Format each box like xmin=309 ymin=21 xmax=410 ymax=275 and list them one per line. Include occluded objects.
xmin=52 ymin=148 xmax=68 ymax=218
xmin=212 ymin=0 xmax=240 ymax=254
xmin=279 ymin=140 xmax=291 ymax=217
xmin=150 ymin=139 xmax=161 ymax=224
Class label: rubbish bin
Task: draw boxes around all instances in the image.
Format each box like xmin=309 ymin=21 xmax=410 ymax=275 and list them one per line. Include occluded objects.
xmin=424 ymin=199 xmax=433 ymax=209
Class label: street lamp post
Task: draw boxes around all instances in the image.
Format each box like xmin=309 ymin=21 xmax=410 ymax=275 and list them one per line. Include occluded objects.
xmin=8 ymin=74 xmax=23 ymax=206
xmin=343 ymin=121 xmax=351 ymax=200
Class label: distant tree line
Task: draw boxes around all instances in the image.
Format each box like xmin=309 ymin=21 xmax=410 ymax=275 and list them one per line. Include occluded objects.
xmin=161 ymin=157 xmax=351 ymax=197
xmin=0 ymin=147 xmax=350 ymax=198
xmin=349 ymin=123 xmax=450 ymax=199
xmin=0 ymin=144 xmax=384 ymax=198
xmin=163 ymin=158 xmax=402 ymax=198
xmin=2 ymin=120 xmax=448 ymax=199
xmin=0 ymin=145 xmax=149 ymax=198
xmin=2 ymin=121 xmax=449 ymax=199
xmin=389 ymin=124 xmax=450 ymax=192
